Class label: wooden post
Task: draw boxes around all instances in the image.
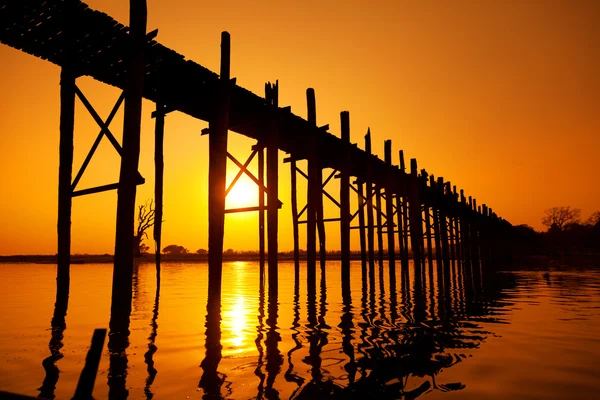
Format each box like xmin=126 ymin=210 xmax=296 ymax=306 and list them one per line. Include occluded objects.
xmin=153 ymin=101 xmax=164 ymax=279
xmin=446 ymin=182 xmax=456 ymax=264
xmin=461 ymin=190 xmax=470 ymax=263
xmin=365 ymin=129 xmax=375 ymax=266
xmin=306 ymin=88 xmax=318 ymax=289
xmin=266 ymin=81 xmax=279 ymax=292
xmin=399 ymin=151 xmax=409 ymax=269
xmin=290 ymin=157 xmax=300 ymax=271
xmin=112 ymin=0 xmax=147 ymax=323
xmin=422 ymin=171 xmax=434 ymax=269
xmin=431 ymin=176 xmax=442 ymax=268
xmin=375 ymin=184 xmax=384 ymax=266
xmin=438 ymin=177 xmax=450 ymax=271
xmin=340 ymin=111 xmax=351 ymax=275
xmin=453 ymin=185 xmax=461 ymax=263
xmin=259 ymin=145 xmax=265 ymax=272
xmin=384 ymin=140 xmax=395 ymax=269
xmin=206 ymin=31 xmax=231 ymax=311
xmin=57 ymin=46 xmax=75 ymax=295
xmin=408 ymin=159 xmax=423 ymax=267
xmin=358 ymin=180 xmax=367 ymax=267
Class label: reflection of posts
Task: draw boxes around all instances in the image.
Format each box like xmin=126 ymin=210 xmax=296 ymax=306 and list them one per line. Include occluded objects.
xmin=265 ymin=285 xmax=283 ymax=398
xmin=38 ymin=288 xmax=69 ymax=399
xmin=108 ymin=310 xmax=131 ymax=399
xmin=284 ymin=274 xmax=304 ymax=391
xmin=144 ymin=282 xmax=160 ymax=398
xmin=199 ymin=292 xmax=225 ymax=399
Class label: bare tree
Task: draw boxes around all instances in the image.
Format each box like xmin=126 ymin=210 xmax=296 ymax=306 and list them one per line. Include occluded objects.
xmin=134 ymin=199 xmax=156 ymax=257
xmin=541 ymin=206 xmax=581 ymax=232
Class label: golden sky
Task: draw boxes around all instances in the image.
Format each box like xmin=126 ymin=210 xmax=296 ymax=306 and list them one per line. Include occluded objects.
xmin=0 ymin=0 xmax=599 ymax=255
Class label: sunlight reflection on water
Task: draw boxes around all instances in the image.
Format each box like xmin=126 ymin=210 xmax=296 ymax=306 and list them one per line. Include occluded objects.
xmin=0 ymin=261 xmax=599 ymax=399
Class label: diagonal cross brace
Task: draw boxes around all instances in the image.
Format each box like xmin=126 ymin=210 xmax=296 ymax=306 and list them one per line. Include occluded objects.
xmin=71 ymin=87 xmax=144 ymax=193
xmin=227 ymin=150 xmax=283 ymax=207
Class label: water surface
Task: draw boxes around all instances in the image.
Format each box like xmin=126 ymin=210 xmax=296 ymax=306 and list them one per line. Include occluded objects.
xmin=0 ymin=261 xmax=599 ymax=399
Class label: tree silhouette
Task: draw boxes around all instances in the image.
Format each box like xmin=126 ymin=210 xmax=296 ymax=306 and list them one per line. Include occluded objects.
xmin=162 ymin=244 xmax=188 ymax=255
xmin=134 ymin=199 xmax=156 ymax=257
xmin=585 ymin=211 xmax=600 ymax=227
xmin=541 ymin=206 xmax=580 ymax=232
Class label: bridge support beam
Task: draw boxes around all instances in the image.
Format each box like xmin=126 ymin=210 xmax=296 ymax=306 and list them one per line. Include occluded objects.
xmin=384 ymin=140 xmax=396 ymax=270
xmin=111 ymin=0 xmax=147 ymax=324
xmin=306 ymin=88 xmax=318 ymax=292
xmin=57 ymin=66 xmax=75 ymax=295
xmin=438 ymin=177 xmax=451 ymax=274
xmin=266 ymin=81 xmax=279 ymax=294
xmin=357 ymin=180 xmax=367 ymax=267
xmin=365 ymin=130 xmax=375 ymax=268
xmin=290 ymin=157 xmax=300 ymax=272
xmin=207 ymin=31 xmax=231 ymax=310
xmin=340 ymin=111 xmax=351 ymax=277
xmin=408 ymin=159 xmax=424 ymax=269
xmin=259 ymin=143 xmax=265 ymax=274
xmin=153 ymin=101 xmax=165 ymax=279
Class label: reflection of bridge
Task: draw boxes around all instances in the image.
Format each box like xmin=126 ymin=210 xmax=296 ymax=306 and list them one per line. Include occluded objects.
xmin=1 ymin=1 xmax=515 ymax=397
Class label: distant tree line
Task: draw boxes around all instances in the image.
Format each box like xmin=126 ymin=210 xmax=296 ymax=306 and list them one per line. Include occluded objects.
xmin=512 ymin=206 xmax=600 ymax=256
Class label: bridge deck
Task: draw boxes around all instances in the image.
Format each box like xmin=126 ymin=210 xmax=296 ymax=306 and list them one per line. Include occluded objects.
xmin=0 ymin=0 xmax=480 ymax=211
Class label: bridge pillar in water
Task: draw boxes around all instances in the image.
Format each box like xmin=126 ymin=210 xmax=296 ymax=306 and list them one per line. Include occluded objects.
xmin=207 ymin=31 xmax=231 ymax=310
xmin=306 ymin=88 xmax=318 ymax=293
xmin=384 ymin=140 xmax=396 ymax=270
xmin=111 ymin=0 xmax=148 ymax=323
xmin=437 ymin=177 xmax=451 ymax=273
xmin=365 ymin=130 xmax=375 ymax=268
xmin=57 ymin=6 xmax=76 ymax=295
xmin=340 ymin=111 xmax=351 ymax=276
xmin=408 ymin=159 xmax=424 ymax=268
xmin=265 ymin=81 xmax=279 ymax=294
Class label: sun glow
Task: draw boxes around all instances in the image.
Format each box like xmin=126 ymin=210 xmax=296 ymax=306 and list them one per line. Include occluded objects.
xmin=226 ymin=176 xmax=259 ymax=209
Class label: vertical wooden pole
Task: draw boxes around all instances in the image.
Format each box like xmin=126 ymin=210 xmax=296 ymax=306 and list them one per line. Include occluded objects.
xmin=399 ymin=151 xmax=410 ymax=267
xmin=461 ymin=190 xmax=470 ymax=263
xmin=258 ymin=145 xmax=265 ymax=272
xmin=365 ymin=130 xmax=375 ymax=266
xmin=453 ymin=185 xmax=461 ymax=263
xmin=375 ymin=184 xmax=384 ymax=266
xmin=340 ymin=111 xmax=351 ymax=276
xmin=57 ymin=14 xmax=75 ymax=295
xmin=384 ymin=140 xmax=395 ymax=269
xmin=358 ymin=180 xmax=367 ymax=267
xmin=446 ymin=182 xmax=456 ymax=265
xmin=112 ymin=0 xmax=147 ymax=323
xmin=431 ymin=176 xmax=442 ymax=268
xmin=290 ymin=158 xmax=300 ymax=271
xmin=306 ymin=88 xmax=318 ymax=290
xmin=206 ymin=31 xmax=231 ymax=310
xmin=408 ymin=159 xmax=423 ymax=267
xmin=438 ymin=177 xmax=450 ymax=271
xmin=422 ymin=171 xmax=434 ymax=268
xmin=153 ymin=101 xmax=164 ymax=280
xmin=266 ymin=81 xmax=279 ymax=293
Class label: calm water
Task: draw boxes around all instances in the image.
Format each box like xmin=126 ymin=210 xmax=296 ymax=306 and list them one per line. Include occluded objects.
xmin=1 ymin=261 xmax=600 ymax=399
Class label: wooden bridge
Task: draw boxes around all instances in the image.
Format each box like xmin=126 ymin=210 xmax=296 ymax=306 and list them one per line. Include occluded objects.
xmin=0 ymin=0 xmax=512 ymax=311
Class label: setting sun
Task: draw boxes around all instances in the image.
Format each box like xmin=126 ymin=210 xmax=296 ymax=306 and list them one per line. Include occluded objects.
xmin=226 ymin=175 xmax=259 ymax=209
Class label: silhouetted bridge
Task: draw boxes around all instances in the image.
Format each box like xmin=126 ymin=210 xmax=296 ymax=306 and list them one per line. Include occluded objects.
xmin=0 ymin=0 xmax=512 ymax=307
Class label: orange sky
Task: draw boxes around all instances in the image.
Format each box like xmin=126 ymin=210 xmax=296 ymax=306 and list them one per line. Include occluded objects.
xmin=0 ymin=0 xmax=599 ymax=255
